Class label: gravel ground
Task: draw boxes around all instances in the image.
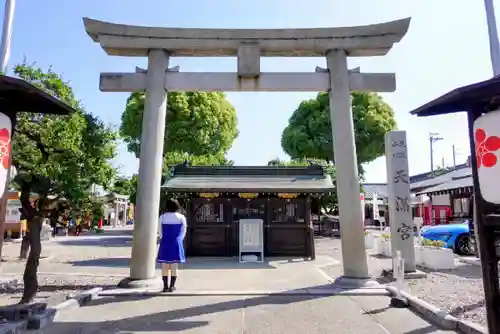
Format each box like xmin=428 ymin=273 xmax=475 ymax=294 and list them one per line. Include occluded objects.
xmin=406 ymin=265 xmax=485 ymax=326
xmin=315 ymin=236 xmax=487 ymax=328
xmin=0 ymin=274 xmax=120 ymax=307
xmin=0 ymin=227 xmax=132 ymax=308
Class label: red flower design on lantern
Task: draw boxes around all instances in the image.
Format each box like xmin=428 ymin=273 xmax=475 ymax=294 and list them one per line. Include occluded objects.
xmin=0 ymin=128 xmax=10 ymax=169
xmin=475 ymin=128 xmax=500 ymax=168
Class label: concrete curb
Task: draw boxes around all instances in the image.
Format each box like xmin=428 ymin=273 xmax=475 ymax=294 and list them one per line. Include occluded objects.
xmin=386 ymin=286 xmax=487 ymax=333
xmin=25 ymin=287 xmax=103 ymax=331
xmin=458 ymin=257 xmax=481 ymax=266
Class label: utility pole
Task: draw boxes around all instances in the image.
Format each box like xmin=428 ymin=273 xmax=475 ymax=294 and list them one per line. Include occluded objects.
xmin=0 ymin=0 xmax=16 ymax=74
xmin=429 ymin=133 xmax=443 ymax=176
xmin=452 ymin=145 xmax=456 ymax=168
xmin=485 ymin=0 xmax=500 ymax=75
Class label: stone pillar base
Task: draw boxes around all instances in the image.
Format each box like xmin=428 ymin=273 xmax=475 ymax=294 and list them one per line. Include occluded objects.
xmin=332 ymin=276 xmax=381 ymax=289
xmin=117 ymin=276 xmax=163 ymax=290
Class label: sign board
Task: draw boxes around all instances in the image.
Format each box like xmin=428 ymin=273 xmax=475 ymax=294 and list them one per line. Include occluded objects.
xmin=385 ymin=130 xmax=416 ymax=271
xmin=5 ymin=199 xmax=21 ymax=223
xmin=239 ymin=219 xmax=264 ymax=263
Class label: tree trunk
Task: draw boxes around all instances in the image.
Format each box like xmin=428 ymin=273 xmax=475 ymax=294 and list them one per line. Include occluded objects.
xmin=19 ymin=217 xmax=42 ymax=304
xmin=19 ymin=232 xmax=30 ymax=259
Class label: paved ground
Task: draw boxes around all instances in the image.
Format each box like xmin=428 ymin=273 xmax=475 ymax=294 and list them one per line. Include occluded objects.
xmin=0 ymin=227 xmax=459 ymax=333
xmin=37 ymin=294 xmax=456 ymax=334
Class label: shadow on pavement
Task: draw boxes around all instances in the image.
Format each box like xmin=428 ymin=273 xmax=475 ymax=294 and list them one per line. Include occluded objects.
xmin=56 ymin=236 xmax=133 ymax=247
xmin=43 ymin=285 xmax=340 ymax=333
xmin=402 ymin=325 xmax=443 ymax=334
xmin=415 ymin=263 xmax=483 ymax=279
xmin=70 ymin=257 xmax=132 ymax=268
xmin=70 ymin=257 xmax=277 ymax=270
xmin=361 ymin=306 xmax=389 ymax=315
xmin=40 ymin=282 xmax=442 ymax=334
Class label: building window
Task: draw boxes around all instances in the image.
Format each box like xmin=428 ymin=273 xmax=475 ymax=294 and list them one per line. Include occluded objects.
xmin=232 ymin=201 xmax=265 ymax=221
xmin=193 ymin=202 xmax=224 ymax=222
xmin=411 ymin=207 xmax=418 ymax=218
xmin=452 ymin=197 xmax=471 ymax=217
xmin=271 ymin=201 xmax=305 ymax=223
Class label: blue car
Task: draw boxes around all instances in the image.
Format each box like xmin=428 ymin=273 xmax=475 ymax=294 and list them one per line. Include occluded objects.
xmin=420 ymin=220 xmax=473 ymax=255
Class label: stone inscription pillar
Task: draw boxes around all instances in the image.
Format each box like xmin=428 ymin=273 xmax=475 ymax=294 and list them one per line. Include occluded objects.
xmin=127 ymin=49 xmax=169 ymax=287
xmin=326 ymin=49 xmax=369 ymax=279
xmin=385 ymin=130 xmax=416 ymax=271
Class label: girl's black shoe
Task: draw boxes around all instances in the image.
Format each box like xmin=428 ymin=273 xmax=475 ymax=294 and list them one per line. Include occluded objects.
xmin=168 ymin=276 xmax=177 ymax=292
xmin=162 ymin=276 xmax=169 ymax=292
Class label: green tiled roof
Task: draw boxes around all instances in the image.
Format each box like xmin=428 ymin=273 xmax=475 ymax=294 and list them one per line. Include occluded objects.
xmin=162 ymin=165 xmax=335 ymax=193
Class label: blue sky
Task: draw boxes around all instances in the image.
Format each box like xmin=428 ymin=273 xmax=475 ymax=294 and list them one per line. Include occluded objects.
xmin=2 ymin=0 xmax=496 ymax=182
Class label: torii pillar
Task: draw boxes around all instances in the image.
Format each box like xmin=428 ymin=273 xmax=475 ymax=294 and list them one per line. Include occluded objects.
xmin=83 ymin=17 xmax=411 ymax=289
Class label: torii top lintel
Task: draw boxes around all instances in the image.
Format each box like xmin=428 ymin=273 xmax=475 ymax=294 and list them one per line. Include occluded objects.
xmin=83 ymin=17 xmax=411 ymax=58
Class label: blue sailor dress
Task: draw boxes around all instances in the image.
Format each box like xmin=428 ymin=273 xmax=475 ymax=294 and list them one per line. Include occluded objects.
xmin=157 ymin=212 xmax=187 ymax=264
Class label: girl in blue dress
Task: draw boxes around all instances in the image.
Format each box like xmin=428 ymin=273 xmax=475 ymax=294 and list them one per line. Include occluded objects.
xmin=157 ymin=198 xmax=187 ymax=292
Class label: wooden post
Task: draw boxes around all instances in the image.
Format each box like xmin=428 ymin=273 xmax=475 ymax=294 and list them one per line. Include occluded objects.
xmin=305 ymin=196 xmax=315 ymax=260
xmin=467 ymin=108 xmax=500 ymax=333
xmin=0 ymin=155 xmax=12 ymax=261
xmin=184 ymin=198 xmax=191 ymax=257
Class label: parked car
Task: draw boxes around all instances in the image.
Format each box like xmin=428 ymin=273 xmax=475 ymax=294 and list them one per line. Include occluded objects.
xmin=420 ymin=220 xmax=473 ymax=255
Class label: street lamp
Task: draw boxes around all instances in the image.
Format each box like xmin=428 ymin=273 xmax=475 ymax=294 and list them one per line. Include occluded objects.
xmin=429 ymin=133 xmax=443 ymax=176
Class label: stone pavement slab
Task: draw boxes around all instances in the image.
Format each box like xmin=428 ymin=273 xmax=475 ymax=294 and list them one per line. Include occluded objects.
xmin=1 ymin=254 xmax=339 ymax=293
xmin=34 ymin=294 xmax=457 ymax=333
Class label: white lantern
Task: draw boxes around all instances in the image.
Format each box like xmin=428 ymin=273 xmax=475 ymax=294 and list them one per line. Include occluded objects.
xmin=0 ymin=113 xmax=12 ymax=197
xmin=473 ymin=108 xmax=500 ymax=204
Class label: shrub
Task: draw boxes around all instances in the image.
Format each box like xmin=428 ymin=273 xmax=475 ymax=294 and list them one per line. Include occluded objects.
xmin=422 ymin=238 xmax=446 ymax=248
xmin=381 ymin=233 xmax=391 ymax=241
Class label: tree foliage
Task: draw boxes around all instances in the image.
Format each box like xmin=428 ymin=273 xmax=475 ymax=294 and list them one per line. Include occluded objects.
xmin=12 ymin=62 xmax=118 ymax=207
xmin=120 ymin=92 xmax=239 ymax=158
xmin=267 ymin=158 xmax=337 ymax=213
xmin=281 ymin=92 xmax=396 ymax=173
xmin=163 ymin=151 xmax=233 ymax=173
xmin=10 ymin=62 xmax=118 ymax=303
xmin=110 ymin=176 xmax=134 ymax=196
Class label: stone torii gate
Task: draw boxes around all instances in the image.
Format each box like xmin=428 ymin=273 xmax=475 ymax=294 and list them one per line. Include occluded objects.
xmin=83 ymin=17 xmax=411 ymax=289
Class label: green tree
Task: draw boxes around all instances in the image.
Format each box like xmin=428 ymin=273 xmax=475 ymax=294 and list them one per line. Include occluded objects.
xmin=110 ymin=176 xmax=134 ymax=196
xmin=11 ymin=62 xmax=118 ymax=303
xmin=156 ymin=152 xmax=234 ymax=213
xmin=120 ymin=92 xmax=239 ymax=158
xmin=267 ymin=158 xmax=337 ymax=214
xmin=122 ymin=151 xmax=232 ymax=208
xmin=129 ymin=174 xmax=138 ymax=204
xmin=281 ymin=92 xmax=396 ymax=174
xmin=163 ymin=151 xmax=233 ymax=173
xmin=433 ymin=166 xmax=454 ymax=176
